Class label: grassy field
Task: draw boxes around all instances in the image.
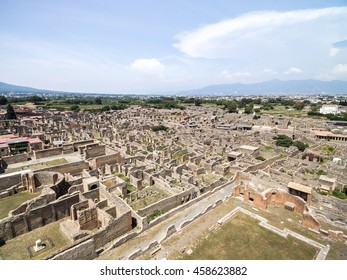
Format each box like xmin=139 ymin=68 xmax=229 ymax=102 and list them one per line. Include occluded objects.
xmin=180 ymin=213 xmax=317 ymax=260
xmin=0 ymin=219 xmax=71 ymax=260
xmin=0 ymin=191 xmax=41 ymax=220
xmin=261 ymin=105 xmax=308 ymax=117
xmin=5 ymin=158 xmax=68 ymax=174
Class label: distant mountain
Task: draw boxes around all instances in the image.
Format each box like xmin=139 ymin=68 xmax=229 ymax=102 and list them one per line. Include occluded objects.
xmin=2 ymin=79 xmax=347 ymax=96
xmin=179 ymin=79 xmax=347 ymax=95
xmin=0 ymin=81 xmax=55 ymax=93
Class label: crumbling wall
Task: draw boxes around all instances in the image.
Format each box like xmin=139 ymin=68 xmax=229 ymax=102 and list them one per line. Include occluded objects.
xmin=233 ymin=185 xmax=320 ymax=231
xmin=137 ymin=188 xmax=196 ymax=217
xmin=0 ymin=173 xmax=22 ymax=191
xmin=93 ymin=211 xmax=132 ymax=249
xmin=50 ymin=239 xmax=97 ymax=260
xmin=243 ymin=154 xmax=282 ymax=173
xmin=1 ymin=153 xmax=28 ymax=165
xmin=73 ymin=140 xmax=95 ymax=151
xmin=0 ymin=192 xmax=80 ymax=241
xmin=91 ymin=153 xmax=123 ymax=169
xmin=84 ymin=144 xmax=106 ymax=159
xmin=39 ymin=161 xmax=89 ymax=175
xmin=33 ymin=147 xmax=63 ymax=159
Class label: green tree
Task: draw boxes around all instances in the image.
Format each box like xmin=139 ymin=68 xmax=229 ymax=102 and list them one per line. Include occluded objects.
xmin=294 ymin=102 xmax=305 ymax=110
xmin=273 ymin=134 xmax=293 ymax=147
xmin=293 ymin=141 xmax=309 ymax=152
xmin=70 ymin=105 xmax=80 ymax=112
xmin=29 ymin=95 xmax=43 ymax=103
xmin=0 ymin=95 xmax=8 ymax=105
xmin=101 ymin=105 xmax=110 ymax=111
xmin=94 ymin=97 xmax=102 ymax=105
xmin=226 ymin=101 xmax=238 ymax=113
xmin=244 ymin=104 xmax=254 ymax=114
xmin=194 ymin=99 xmax=201 ymax=106
xmin=151 ymin=125 xmax=168 ymax=132
xmin=5 ymin=104 xmax=17 ymax=119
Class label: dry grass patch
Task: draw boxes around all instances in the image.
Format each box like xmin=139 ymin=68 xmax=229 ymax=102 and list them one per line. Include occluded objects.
xmin=180 ymin=213 xmax=317 ymax=260
xmin=0 ymin=191 xmax=40 ymax=220
xmin=0 ymin=219 xmax=71 ymax=260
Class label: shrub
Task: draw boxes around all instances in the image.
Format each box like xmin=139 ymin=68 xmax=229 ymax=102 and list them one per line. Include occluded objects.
xmin=151 ymin=125 xmax=168 ymax=132
xmin=147 ymin=210 xmax=164 ymax=222
xmin=332 ymin=189 xmax=346 ymax=199
xmin=256 ymin=156 xmax=266 ymax=161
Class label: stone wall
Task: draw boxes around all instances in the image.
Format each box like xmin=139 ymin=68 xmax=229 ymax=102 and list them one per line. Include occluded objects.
xmin=243 ymin=154 xmax=282 ymax=173
xmin=62 ymin=144 xmax=74 ymax=154
xmin=84 ymin=144 xmax=106 ymax=159
xmin=39 ymin=161 xmax=89 ymax=175
xmin=33 ymin=147 xmax=63 ymax=159
xmin=1 ymin=153 xmax=28 ymax=165
xmin=93 ymin=210 xmax=133 ymax=249
xmin=50 ymin=239 xmax=97 ymax=260
xmin=73 ymin=140 xmax=95 ymax=151
xmin=91 ymin=153 xmax=123 ymax=169
xmin=0 ymin=192 xmax=80 ymax=241
xmin=137 ymin=188 xmax=196 ymax=217
xmin=0 ymin=173 xmax=22 ymax=191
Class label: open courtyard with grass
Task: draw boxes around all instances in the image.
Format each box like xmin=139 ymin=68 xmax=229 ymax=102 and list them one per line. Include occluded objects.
xmin=0 ymin=219 xmax=71 ymax=260
xmin=0 ymin=191 xmax=41 ymax=220
xmin=180 ymin=212 xmax=318 ymax=260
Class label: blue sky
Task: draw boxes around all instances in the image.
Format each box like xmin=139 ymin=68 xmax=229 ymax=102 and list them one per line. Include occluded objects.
xmin=0 ymin=0 xmax=347 ymax=93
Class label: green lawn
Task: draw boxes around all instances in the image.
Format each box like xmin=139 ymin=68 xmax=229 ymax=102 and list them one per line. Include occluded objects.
xmin=180 ymin=213 xmax=317 ymax=260
xmin=0 ymin=219 xmax=71 ymax=259
xmin=0 ymin=191 xmax=40 ymax=220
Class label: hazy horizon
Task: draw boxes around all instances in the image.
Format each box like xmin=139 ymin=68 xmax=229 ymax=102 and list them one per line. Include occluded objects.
xmin=1 ymin=0 xmax=347 ymax=93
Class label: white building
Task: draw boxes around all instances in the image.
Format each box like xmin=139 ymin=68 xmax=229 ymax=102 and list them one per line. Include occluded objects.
xmin=319 ymin=104 xmax=340 ymax=115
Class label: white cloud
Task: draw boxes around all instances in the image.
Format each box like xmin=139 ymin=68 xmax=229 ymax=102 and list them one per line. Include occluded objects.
xmin=130 ymin=58 xmax=165 ymax=76
xmin=329 ymin=47 xmax=340 ymax=57
xmin=173 ymin=7 xmax=347 ymax=77
xmin=333 ymin=64 xmax=347 ymax=74
xmin=283 ymin=67 xmax=303 ymax=75
xmin=263 ymin=68 xmax=277 ymax=74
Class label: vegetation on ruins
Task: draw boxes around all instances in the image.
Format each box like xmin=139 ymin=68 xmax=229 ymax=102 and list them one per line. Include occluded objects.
xmin=332 ymin=189 xmax=346 ymax=199
xmin=70 ymin=105 xmax=80 ymax=112
xmin=5 ymin=104 xmax=17 ymax=119
xmin=151 ymin=125 xmax=168 ymax=132
xmin=0 ymin=191 xmax=40 ymax=220
xmin=256 ymin=156 xmax=266 ymax=161
xmin=321 ymin=146 xmax=334 ymax=154
xmin=273 ymin=134 xmax=309 ymax=152
xmin=273 ymin=134 xmax=293 ymax=147
xmin=0 ymin=95 xmax=8 ymax=105
xmin=146 ymin=209 xmax=164 ymax=222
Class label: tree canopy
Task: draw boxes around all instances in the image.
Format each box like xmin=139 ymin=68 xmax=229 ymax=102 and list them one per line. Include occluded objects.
xmin=5 ymin=104 xmax=17 ymax=119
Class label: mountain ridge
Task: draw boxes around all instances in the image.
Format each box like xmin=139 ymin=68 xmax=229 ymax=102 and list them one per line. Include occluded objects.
xmin=179 ymin=79 xmax=347 ymax=95
xmin=1 ymin=79 xmax=347 ymax=95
